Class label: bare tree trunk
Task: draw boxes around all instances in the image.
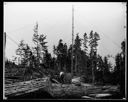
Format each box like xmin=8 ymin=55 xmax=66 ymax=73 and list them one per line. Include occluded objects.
xmin=75 ymin=55 xmax=77 ymax=75
xmin=59 ymin=62 xmax=61 ymax=72
xmin=92 ymin=61 xmax=95 ymax=83
xmin=64 ymin=64 xmax=66 ymax=72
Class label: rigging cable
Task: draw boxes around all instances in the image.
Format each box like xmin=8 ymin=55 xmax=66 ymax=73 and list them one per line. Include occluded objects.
xmin=100 ymin=32 xmax=121 ymax=49
xmin=6 ymin=34 xmax=19 ymax=46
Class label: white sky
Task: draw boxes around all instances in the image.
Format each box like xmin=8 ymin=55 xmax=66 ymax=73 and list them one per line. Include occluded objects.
xmin=4 ymin=2 xmax=126 ymax=65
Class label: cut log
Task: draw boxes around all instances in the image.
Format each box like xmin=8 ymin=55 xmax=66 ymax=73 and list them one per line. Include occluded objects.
xmin=71 ymin=77 xmax=81 ymax=86
xmin=95 ymin=93 xmax=112 ymax=98
xmin=81 ymin=96 xmax=94 ymax=99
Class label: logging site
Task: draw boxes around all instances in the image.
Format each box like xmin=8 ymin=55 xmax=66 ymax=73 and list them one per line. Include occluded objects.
xmin=3 ymin=2 xmax=126 ymax=100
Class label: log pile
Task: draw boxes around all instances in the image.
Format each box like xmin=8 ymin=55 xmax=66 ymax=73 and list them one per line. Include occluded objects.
xmin=4 ymin=76 xmax=120 ymax=99
xmin=5 ymin=77 xmax=48 ymax=97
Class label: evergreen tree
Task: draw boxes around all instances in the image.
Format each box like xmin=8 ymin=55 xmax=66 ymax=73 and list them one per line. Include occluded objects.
xmin=53 ymin=39 xmax=68 ymax=71
xmin=120 ymin=40 xmax=125 ymax=98
xmin=43 ymin=49 xmax=52 ymax=70
xmin=32 ymin=23 xmax=48 ymax=65
xmin=89 ymin=30 xmax=100 ymax=83
xmin=16 ymin=40 xmax=31 ymax=67
xmin=67 ymin=44 xmax=72 ymax=72
xmin=83 ymin=32 xmax=88 ymax=53
xmin=95 ymin=54 xmax=104 ymax=83
xmin=89 ymin=30 xmax=94 ymax=57
xmin=103 ymin=56 xmax=111 ymax=83
xmin=74 ymin=33 xmax=82 ymax=75
xmin=82 ymin=32 xmax=89 ymax=76
xmin=16 ymin=40 xmax=35 ymax=80
xmin=114 ymin=40 xmax=125 ymax=98
xmin=63 ymin=43 xmax=68 ymax=71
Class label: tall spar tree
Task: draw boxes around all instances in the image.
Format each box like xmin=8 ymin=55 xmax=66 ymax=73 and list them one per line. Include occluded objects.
xmin=89 ymin=30 xmax=100 ymax=83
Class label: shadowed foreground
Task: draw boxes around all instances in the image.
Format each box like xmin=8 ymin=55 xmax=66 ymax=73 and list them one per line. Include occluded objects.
xmin=7 ymin=89 xmax=54 ymax=99
xmin=5 ymin=77 xmax=122 ymax=99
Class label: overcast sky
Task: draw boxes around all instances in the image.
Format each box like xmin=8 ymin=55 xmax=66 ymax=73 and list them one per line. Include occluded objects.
xmin=4 ymin=2 xmax=126 ymax=65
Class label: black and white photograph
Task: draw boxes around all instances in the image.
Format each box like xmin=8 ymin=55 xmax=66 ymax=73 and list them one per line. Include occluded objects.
xmin=3 ymin=2 xmax=127 ymax=100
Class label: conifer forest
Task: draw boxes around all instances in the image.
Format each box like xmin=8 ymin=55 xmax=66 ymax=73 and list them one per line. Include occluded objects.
xmin=4 ymin=3 xmax=126 ymax=100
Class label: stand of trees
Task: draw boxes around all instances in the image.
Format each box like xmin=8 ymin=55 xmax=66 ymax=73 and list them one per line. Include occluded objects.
xmin=5 ymin=24 xmax=125 ymax=97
